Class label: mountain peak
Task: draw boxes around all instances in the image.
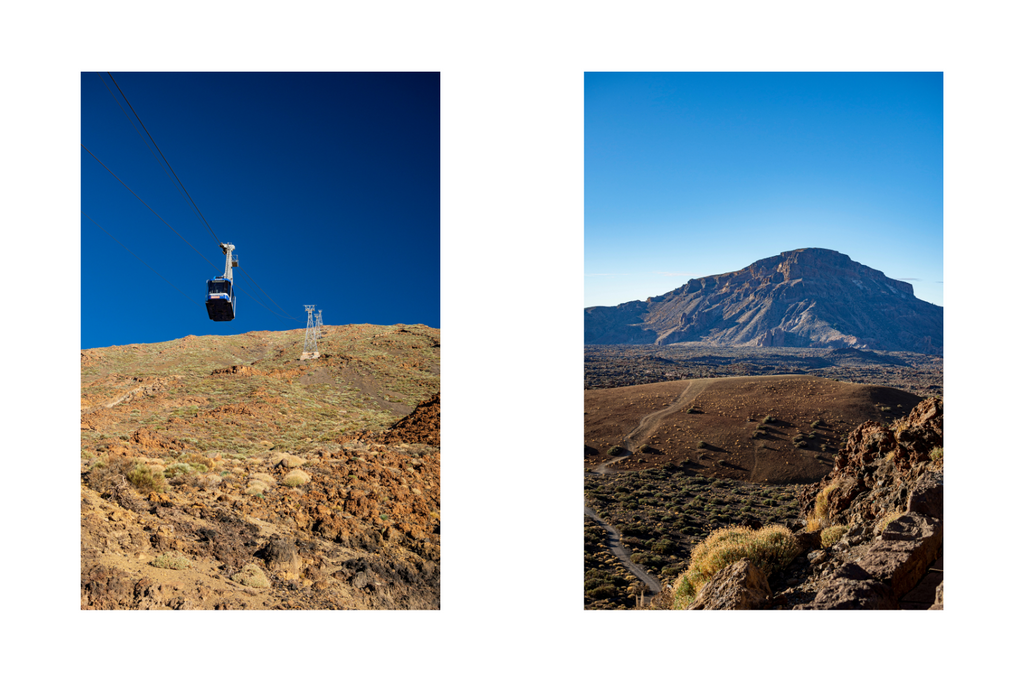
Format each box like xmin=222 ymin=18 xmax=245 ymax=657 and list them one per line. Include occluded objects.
xmin=585 ymin=249 xmax=940 ymax=353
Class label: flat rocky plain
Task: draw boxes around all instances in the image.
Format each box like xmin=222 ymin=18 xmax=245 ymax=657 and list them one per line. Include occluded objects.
xmin=585 ymin=344 xmax=942 ymax=396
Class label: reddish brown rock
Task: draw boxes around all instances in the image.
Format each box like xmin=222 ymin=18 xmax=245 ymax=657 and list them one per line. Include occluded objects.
xmin=856 ymin=512 xmax=943 ymax=599
xmin=687 ymin=559 xmax=771 ymax=610
xmin=794 ymin=577 xmax=897 ymax=610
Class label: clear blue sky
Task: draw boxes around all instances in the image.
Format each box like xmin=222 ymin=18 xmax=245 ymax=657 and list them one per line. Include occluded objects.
xmin=81 ymin=72 xmax=439 ymax=349
xmin=585 ymin=72 xmax=943 ymax=308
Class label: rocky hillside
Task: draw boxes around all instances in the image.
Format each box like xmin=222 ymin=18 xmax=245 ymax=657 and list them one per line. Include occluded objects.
xmin=584 ymin=248 xmax=942 ymax=354
xmin=668 ymin=396 xmax=943 ymax=610
xmin=81 ymin=323 xmax=440 ymax=610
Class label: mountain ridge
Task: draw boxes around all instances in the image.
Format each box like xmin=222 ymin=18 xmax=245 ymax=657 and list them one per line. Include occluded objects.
xmin=585 ymin=248 xmax=942 ymax=354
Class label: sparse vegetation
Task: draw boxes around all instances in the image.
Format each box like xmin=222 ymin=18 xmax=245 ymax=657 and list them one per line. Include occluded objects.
xmin=672 ymin=524 xmax=800 ymax=608
xmin=231 ymin=563 xmax=270 ymax=588
xmin=806 ymin=480 xmax=842 ymax=532
xmin=152 ymin=552 xmax=193 ymax=570
xmin=875 ymin=510 xmax=904 ymax=534
xmin=819 ymin=524 xmax=849 ymax=548
xmin=128 ymin=463 xmax=165 ymax=493
xmin=281 ymin=470 xmax=311 ymax=487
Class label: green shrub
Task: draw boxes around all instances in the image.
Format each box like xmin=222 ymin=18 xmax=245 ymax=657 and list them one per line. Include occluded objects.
xmin=929 ymin=447 xmax=943 ymax=462
xmin=652 ymin=539 xmax=675 ymax=555
xmin=820 ymin=524 xmax=849 ymax=548
xmin=606 ymin=446 xmax=625 ymax=457
xmin=586 ymin=584 xmax=618 ymax=600
xmin=128 ymin=463 xmax=165 ymax=493
xmin=163 ymin=463 xmax=193 ymax=479
xmin=672 ymin=524 xmax=800 ymax=609
xmin=762 ymin=415 xmax=776 ymax=424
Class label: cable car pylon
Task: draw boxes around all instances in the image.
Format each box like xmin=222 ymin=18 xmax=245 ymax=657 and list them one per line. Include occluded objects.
xmin=300 ymin=305 xmax=320 ymax=360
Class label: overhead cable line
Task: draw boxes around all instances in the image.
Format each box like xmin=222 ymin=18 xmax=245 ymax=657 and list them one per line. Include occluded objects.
xmin=238 ymin=265 xmax=299 ymax=320
xmin=95 ymin=72 xmax=211 ymax=232
xmin=81 ymin=143 xmax=218 ymax=270
xmin=81 ymin=144 xmax=289 ymax=319
xmin=101 ymin=74 xmax=301 ymax=323
xmin=107 ymin=72 xmax=224 ymax=247
xmin=81 ymin=211 xmax=202 ymax=308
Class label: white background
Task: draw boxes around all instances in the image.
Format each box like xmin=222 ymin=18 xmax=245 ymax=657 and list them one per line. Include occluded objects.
xmin=3 ymin=1 xmax=1018 ymax=678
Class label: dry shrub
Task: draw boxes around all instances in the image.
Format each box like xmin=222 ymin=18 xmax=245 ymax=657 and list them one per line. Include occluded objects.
xmin=128 ymin=462 xmax=165 ymax=493
xmin=152 ymin=552 xmax=192 ymax=570
xmin=875 ymin=510 xmax=904 ymax=535
xmin=281 ymin=469 xmax=311 ymax=487
xmin=672 ymin=524 xmax=800 ymax=609
xmin=232 ymin=563 xmax=270 ymax=588
xmin=806 ymin=480 xmax=841 ymax=532
xmin=820 ymin=524 xmax=849 ymax=548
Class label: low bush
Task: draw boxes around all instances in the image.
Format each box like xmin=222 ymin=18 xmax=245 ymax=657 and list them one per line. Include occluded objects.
xmin=128 ymin=463 xmax=165 ymax=493
xmin=672 ymin=524 xmax=800 ymax=609
xmin=152 ymin=552 xmax=192 ymax=570
xmin=819 ymin=524 xmax=849 ymax=548
xmin=281 ymin=470 xmax=311 ymax=487
xmin=806 ymin=480 xmax=841 ymax=532
xmin=232 ymin=563 xmax=270 ymax=588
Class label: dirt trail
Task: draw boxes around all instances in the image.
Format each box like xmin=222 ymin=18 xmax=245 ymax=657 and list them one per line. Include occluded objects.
xmin=585 ymin=504 xmax=661 ymax=601
xmin=591 ymin=379 xmax=710 ymax=474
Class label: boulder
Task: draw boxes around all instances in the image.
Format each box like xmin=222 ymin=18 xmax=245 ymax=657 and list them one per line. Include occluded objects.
xmin=856 ymin=512 xmax=943 ymax=599
xmin=794 ymin=577 xmax=897 ymax=610
xmin=906 ymin=471 xmax=943 ymax=520
xmin=929 ymin=581 xmax=944 ymax=610
xmin=687 ymin=559 xmax=771 ymax=610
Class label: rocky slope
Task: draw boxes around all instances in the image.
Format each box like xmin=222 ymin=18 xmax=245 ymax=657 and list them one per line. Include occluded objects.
xmin=671 ymin=396 xmax=943 ymax=610
xmin=81 ymin=323 xmax=440 ymax=609
xmin=584 ymin=248 xmax=942 ymax=354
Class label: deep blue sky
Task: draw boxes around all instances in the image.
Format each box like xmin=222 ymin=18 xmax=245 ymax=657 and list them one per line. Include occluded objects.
xmin=585 ymin=72 xmax=943 ymax=308
xmin=82 ymin=72 xmax=439 ymax=349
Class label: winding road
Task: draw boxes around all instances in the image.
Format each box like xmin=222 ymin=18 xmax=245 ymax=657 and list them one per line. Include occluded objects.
xmin=586 ymin=379 xmax=711 ymax=601
xmin=585 ymin=504 xmax=661 ymax=600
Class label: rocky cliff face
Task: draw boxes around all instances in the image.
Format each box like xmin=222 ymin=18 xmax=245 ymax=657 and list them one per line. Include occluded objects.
xmin=680 ymin=397 xmax=943 ymax=610
xmin=585 ymin=248 xmax=942 ymax=354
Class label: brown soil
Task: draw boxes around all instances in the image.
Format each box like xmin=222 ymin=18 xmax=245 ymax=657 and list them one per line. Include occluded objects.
xmin=585 ymin=375 xmax=920 ymax=484
xmin=379 ymin=393 xmax=440 ymax=447
xmin=81 ymin=323 xmax=440 ymax=610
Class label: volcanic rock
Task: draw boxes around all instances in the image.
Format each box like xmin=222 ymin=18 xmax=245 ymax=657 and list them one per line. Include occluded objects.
xmin=686 ymin=558 xmax=772 ymax=610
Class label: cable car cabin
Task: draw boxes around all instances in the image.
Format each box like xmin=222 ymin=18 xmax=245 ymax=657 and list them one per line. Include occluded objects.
xmin=206 ymin=277 xmax=236 ymax=321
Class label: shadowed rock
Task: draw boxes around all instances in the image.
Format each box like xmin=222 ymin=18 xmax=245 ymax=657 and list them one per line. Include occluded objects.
xmin=687 ymin=559 xmax=771 ymax=610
